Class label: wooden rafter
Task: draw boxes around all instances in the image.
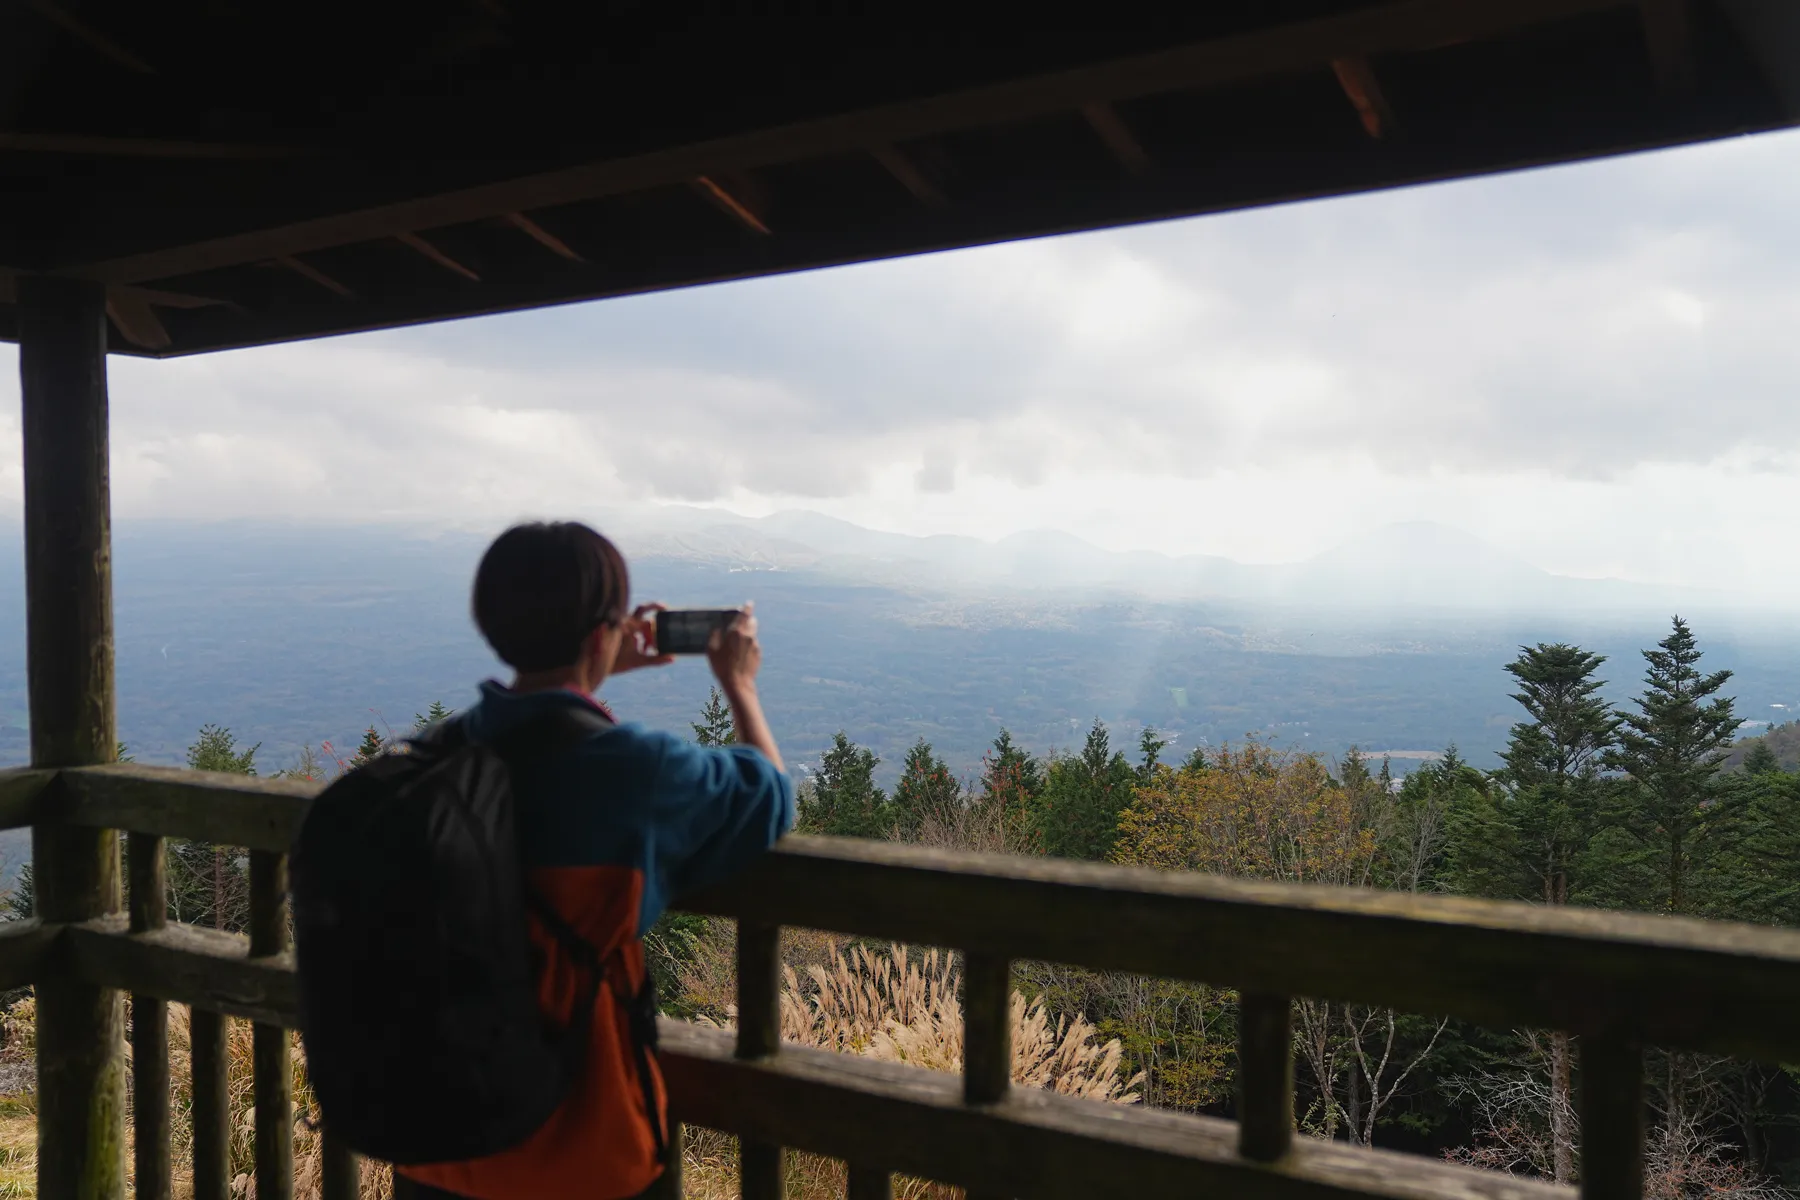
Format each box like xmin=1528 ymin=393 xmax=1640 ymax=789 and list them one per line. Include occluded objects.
xmin=504 ymin=212 xmax=586 ymax=262
xmin=871 ymin=144 xmax=947 ymax=207
xmin=65 ymin=0 xmax=1637 ymax=284
xmin=395 ymin=232 xmax=480 ymax=282
xmin=105 ymin=287 xmax=171 ymax=350
xmin=1082 ymin=103 xmax=1151 ymax=174
xmin=0 ymin=131 xmax=299 ymax=159
xmin=1331 ymin=57 xmax=1395 ymax=138
xmin=273 ymin=255 xmax=356 ymax=299
xmin=28 ymin=0 xmax=155 ymax=75
xmin=693 ymin=175 xmax=771 ymax=235
xmin=1640 ymin=0 xmax=1696 ymax=95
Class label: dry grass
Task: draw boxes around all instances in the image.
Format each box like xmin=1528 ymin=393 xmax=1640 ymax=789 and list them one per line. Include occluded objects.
xmin=0 ymin=997 xmax=390 ymax=1200
xmin=0 ymin=940 xmax=1137 ymax=1199
xmin=775 ymin=942 xmax=1142 ymax=1103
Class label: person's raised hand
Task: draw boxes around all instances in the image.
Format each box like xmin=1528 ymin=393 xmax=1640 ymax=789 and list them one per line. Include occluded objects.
xmin=611 ymin=603 xmax=675 ymax=675
xmin=707 ymin=603 xmax=761 ymax=695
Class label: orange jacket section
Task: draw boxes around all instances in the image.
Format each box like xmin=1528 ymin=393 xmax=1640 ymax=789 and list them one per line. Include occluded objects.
xmin=400 ymin=865 xmax=665 ymax=1200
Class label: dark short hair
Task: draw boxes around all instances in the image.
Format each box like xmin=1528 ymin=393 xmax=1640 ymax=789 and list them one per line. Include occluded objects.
xmin=472 ymin=522 xmax=630 ymax=671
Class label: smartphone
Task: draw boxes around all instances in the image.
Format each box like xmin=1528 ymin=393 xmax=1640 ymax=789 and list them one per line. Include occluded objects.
xmin=655 ymin=608 xmax=742 ymax=655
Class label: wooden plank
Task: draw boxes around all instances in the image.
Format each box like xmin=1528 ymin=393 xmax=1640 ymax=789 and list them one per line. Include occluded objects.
xmin=871 ymin=144 xmax=948 ymax=208
xmin=693 ymin=175 xmax=772 ymax=235
xmin=132 ymin=995 xmax=172 ymax=1200
xmin=275 ymin=255 xmax=357 ymax=299
xmin=0 ymin=768 xmax=54 ymax=831
xmin=60 ymin=763 xmax=317 ymax=853
xmin=737 ymin=921 xmax=781 ymax=1060
xmin=251 ymin=851 xmax=294 ymax=1200
xmin=1237 ymin=993 xmax=1295 ymax=1162
xmin=190 ymin=1007 xmax=230 ymax=1200
xmin=64 ymin=916 xmax=300 ymax=1027
xmin=1331 ymin=57 xmax=1395 ymax=138
xmin=130 ymin=831 xmax=172 ymax=1200
xmin=658 ymin=1020 xmax=1569 ymax=1200
xmin=1081 ymin=103 xmax=1151 ymax=173
xmin=737 ymin=920 xmax=784 ymax=1199
xmin=320 ymin=1130 xmax=359 ymax=1200
xmin=0 ymin=919 xmax=54 ymax=990
xmin=395 ymin=232 xmax=481 ymax=282
xmin=742 ymin=1141 xmax=784 ymax=1200
xmin=18 ymin=272 xmax=126 ymax=1200
xmin=679 ymin=836 xmax=1800 ymax=1064
xmin=65 ymin=0 xmax=1631 ymax=284
xmin=848 ymin=1165 xmax=894 ymax=1200
xmin=46 ymin=766 xmax=1800 ymax=1063
xmin=106 ymin=286 xmax=172 ymax=350
xmin=964 ymin=952 xmax=1013 ymax=1200
xmin=504 ymin=212 xmax=586 ymax=262
xmin=1579 ymin=1038 xmax=1643 ymax=1200
xmin=964 ymin=953 xmax=1011 ymax=1105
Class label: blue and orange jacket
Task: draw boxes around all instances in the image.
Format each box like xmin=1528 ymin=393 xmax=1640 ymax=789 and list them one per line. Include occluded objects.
xmin=402 ymin=682 xmax=795 ymax=1200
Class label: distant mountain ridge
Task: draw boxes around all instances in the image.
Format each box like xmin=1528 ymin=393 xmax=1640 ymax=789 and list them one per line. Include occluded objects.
xmin=604 ymin=509 xmax=1729 ymax=614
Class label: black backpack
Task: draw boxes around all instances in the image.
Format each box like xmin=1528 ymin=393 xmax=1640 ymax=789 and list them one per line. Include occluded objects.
xmin=290 ymin=705 xmax=663 ymax=1165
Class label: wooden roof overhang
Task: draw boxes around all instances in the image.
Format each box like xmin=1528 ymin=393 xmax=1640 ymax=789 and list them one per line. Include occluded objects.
xmin=2 ymin=0 xmax=1797 ymax=358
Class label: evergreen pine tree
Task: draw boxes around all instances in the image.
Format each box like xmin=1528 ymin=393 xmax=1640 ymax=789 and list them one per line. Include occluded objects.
xmin=1741 ymin=740 xmax=1781 ymax=776
xmin=1031 ymin=719 xmax=1136 ymax=861
xmin=1447 ymin=644 xmax=1617 ymax=906
xmin=351 ymin=726 xmax=386 ymax=767
xmin=1605 ymin=616 xmax=1739 ymax=914
xmin=412 ymin=700 xmax=455 ymax=731
xmin=891 ymin=738 xmax=961 ymax=841
xmin=692 ymin=686 xmax=736 ymax=747
xmin=975 ymin=729 xmax=1042 ymax=853
xmin=1137 ymin=727 xmax=1168 ymax=783
xmin=187 ymin=724 xmax=259 ymax=774
xmin=175 ymin=725 xmax=259 ymax=932
xmin=800 ymin=732 xmax=887 ymax=838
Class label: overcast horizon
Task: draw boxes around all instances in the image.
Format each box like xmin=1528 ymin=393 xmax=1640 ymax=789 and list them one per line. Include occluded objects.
xmin=6 ymin=126 xmax=1800 ymax=601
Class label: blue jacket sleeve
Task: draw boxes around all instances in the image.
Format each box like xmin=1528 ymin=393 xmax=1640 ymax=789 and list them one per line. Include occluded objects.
xmin=638 ymin=736 xmax=795 ymax=934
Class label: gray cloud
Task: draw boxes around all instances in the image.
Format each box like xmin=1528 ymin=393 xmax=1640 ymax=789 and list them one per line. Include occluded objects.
xmin=3 ymin=126 xmax=1799 ymax=530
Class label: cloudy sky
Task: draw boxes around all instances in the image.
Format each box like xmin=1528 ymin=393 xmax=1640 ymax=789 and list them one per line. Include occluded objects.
xmin=5 ymin=125 xmax=1800 ymax=599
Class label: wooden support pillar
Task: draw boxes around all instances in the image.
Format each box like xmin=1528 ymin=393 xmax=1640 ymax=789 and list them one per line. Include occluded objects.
xmin=251 ymin=851 xmax=295 ymax=1200
xmin=1581 ymin=1037 xmax=1645 ymax=1200
xmin=962 ymin=952 xmax=1012 ymax=1200
xmin=736 ymin=921 xmax=783 ymax=1200
xmin=19 ymin=274 xmax=125 ymax=1200
xmin=1237 ymin=993 xmax=1295 ymax=1162
xmin=129 ymin=832 xmax=172 ymax=1200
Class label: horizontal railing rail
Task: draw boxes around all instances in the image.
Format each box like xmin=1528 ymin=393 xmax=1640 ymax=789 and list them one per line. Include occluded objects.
xmin=8 ymin=762 xmax=1796 ymax=1198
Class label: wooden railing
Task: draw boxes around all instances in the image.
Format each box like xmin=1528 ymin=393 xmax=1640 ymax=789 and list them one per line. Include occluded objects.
xmin=6 ymin=764 xmax=1800 ymax=1200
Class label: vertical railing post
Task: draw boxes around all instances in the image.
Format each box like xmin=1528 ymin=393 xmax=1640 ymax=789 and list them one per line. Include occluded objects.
xmin=320 ymin=1131 xmax=360 ymax=1200
xmin=963 ymin=952 xmax=1012 ymax=1200
xmin=1237 ymin=992 xmax=1295 ymax=1162
xmin=19 ymin=273 xmax=126 ymax=1200
xmin=129 ymin=832 xmax=172 ymax=1200
xmin=252 ymin=850 xmax=295 ymax=1200
xmin=191 ymin=1008 xmax=230 ymax=1200
xmin=736 ymin=921 xmax=783 ymax=1200
xmin=1581 ymin=1036 xmax=1645 ymax=1200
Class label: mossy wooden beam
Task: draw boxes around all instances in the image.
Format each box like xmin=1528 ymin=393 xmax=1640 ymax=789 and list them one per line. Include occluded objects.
xmin=46 ymin=768 xmax=1800 ymax=1064
xmin=659 ymin=1019 xmax=1569 ymax=1200
xmin=20 ymin=273 xmax=126 ymax=1200
xmin=64 ymin=916 xmax=299 ymax=1027
xmin=681 ymin=835 xmax=1800 ymax=1064
xmin=60 ymin=763 xmax=315 ymax=852
xmin=0 ymin=918 xmax=55 ymax=990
